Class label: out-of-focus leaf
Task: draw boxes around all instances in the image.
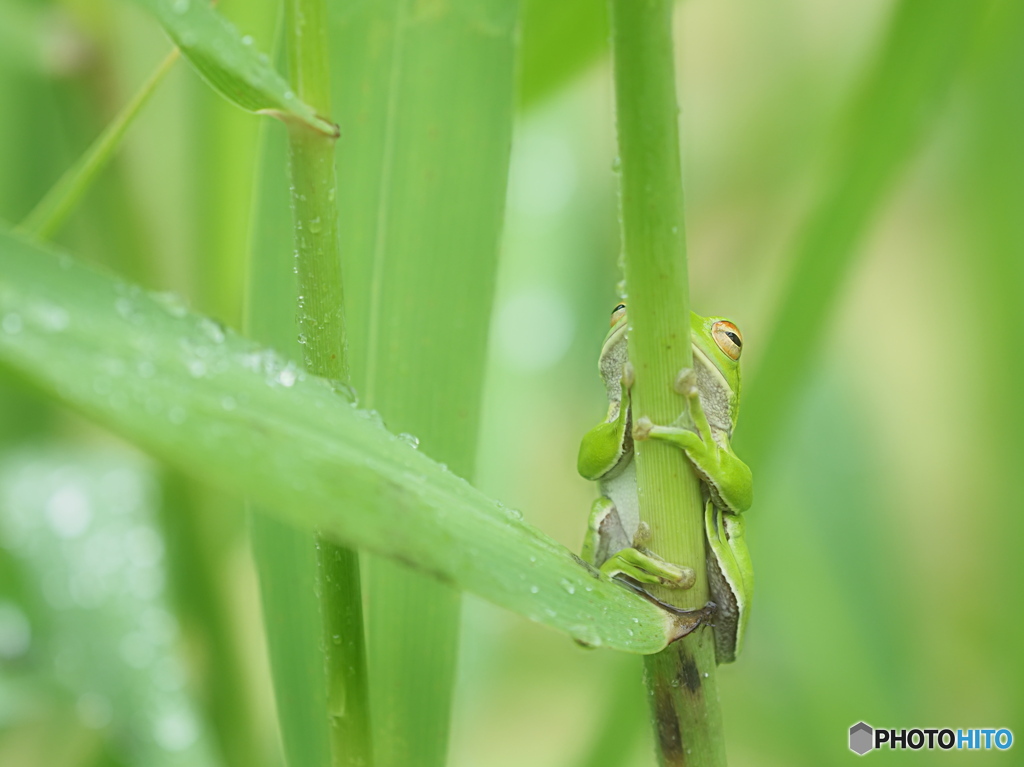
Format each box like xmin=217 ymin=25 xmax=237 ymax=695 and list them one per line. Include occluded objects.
xmin=961 ymin=0 xmax=1024 ymax=721
xmin=130 ymin=0 xmax=335 ymax=135
xmin=0 ymin=230 xmax=689 ymax=655
xmin=0 ymin=2 xmax=47 ymax=74
xmin=519 ymin=0 xmax=608 ymax=107
xmin=0 ymin=447 xmax=217 ymax=766
xmin=738 ymin=0 xmax=991 ymax=468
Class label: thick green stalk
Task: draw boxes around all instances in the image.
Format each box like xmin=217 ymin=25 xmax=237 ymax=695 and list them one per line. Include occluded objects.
xmin=285 ymin=0 xmax=371 ymax=764
xmin=286 ymin=0 xmax=346 ymax=381
xmin=608 ymin=1 xmax=725 ymax=765
xmin=17 ymin=48 xmax=179 ymax=240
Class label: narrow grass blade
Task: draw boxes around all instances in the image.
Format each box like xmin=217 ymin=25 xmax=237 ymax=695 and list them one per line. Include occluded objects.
xmin=0 ymin=230 xmax=686 ymax=654
xmin=738 ymin=0 xmax=990 ymax=468
xmin=130 ymin=0 xmax=335 ymax=136
xmin=17 ymin=48 xmax=179 ymax=241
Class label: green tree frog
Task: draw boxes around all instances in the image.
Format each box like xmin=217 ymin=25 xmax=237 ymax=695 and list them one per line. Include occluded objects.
xmin=577 ymin=303 xmax=754 ymax=663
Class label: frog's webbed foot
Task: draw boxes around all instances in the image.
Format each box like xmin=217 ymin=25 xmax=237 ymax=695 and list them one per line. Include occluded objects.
xmin=633 ymin=414 xmax=704 ymax=452
xmin=600 ymin=547 xmax=695 ymax=590
xmin=616 ymin=578 xmax=717 ymax=643
xmin=673 ymin=367 xmax=699 ymax=399
xmin=666 ymin=600 xmax=716 ymax=643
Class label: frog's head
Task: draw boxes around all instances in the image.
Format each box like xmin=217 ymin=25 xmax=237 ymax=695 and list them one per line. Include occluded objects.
xmin=597 ymin=305 xmax=744 ymax=431
xmin=598 ymin=303 xmax=629 ymax=404
xmin=690 ymin=313 xmax=743 ymax=433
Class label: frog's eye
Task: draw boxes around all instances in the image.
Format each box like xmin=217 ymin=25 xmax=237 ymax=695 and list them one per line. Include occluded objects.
xmin=712 ymin=321 xmax=743 ymax=360
xmin=610 ymin=303 xmax=627 ymax=327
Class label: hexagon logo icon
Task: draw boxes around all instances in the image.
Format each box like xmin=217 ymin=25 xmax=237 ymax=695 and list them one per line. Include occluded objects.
xmin=849 ymin=722 xmax=874 ymax=755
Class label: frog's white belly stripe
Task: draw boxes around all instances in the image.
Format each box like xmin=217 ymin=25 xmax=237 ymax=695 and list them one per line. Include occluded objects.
xmin=603 ymin=457 xmax=640 ymax=543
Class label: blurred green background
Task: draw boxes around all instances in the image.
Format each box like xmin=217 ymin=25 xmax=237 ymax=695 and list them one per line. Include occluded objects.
xmin=1 ymin=0 xmax=1022 ymax=765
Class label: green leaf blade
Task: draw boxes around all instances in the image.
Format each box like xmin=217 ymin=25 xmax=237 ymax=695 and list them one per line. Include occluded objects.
xmin=0 ymin=229 xmax=679 ymax=656
xmin=330 ymin=0 xmax=517 ymax=763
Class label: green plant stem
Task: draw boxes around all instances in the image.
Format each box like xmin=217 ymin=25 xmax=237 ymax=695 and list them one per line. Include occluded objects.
xmin=17 ymin=47 xmax=179 ymax=240
xmin=285 ymin=0 xmax=371 ymax=764
xmin=285 ymin=2 xmax=347 ymax=382
xmin=608 ymin=1 xmax=725 ymax=765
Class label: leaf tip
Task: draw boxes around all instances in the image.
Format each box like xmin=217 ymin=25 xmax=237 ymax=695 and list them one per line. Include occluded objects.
xmin=258 ymin=108 xmax=340 ymax=138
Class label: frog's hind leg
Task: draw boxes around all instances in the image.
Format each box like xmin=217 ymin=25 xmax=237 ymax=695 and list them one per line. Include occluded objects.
xmin=601 ymin=547 xmax=696 ymax=589
xmin=705 ymin=501 xmax=752 ymax=663
xmin=583 ymin=498 xmax=694 ymax=589
xmin=582 ymin=497 xmax=629 ymax=567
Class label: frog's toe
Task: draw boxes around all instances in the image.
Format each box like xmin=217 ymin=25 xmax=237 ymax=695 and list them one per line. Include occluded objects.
xmin=673 ymin=368 xmax=698 ymax=398
xmin=634 ymin=520 xmax=651 ymax=545
xmin=633 ymin=416 xmax=654 ymax=440
xmin=654 ymin=561 xmax=696 ymax=589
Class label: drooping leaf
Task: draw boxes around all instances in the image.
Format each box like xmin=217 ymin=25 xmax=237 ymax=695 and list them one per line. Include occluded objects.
xmin=131 ymin=0 xmax=335 ymax=135
xmin=0 ymin=229 xmax=689 ymax=655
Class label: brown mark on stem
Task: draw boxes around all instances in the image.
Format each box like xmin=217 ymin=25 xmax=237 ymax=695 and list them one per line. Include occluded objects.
xmin=679 ymin=653 xmax=702 ymax=693
xmin=652 ymin=675 xmax=684 ymax=764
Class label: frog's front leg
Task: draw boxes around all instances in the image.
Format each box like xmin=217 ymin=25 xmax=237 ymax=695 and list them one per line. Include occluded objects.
xmin=634 ymin=369 xmax=753 ymax=514
xmin=583 ymin=498 xmax=695 ymax=589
